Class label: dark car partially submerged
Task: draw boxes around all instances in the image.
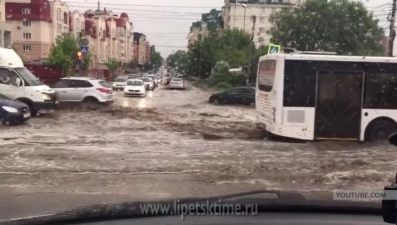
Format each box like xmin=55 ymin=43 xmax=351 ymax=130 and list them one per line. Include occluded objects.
xmin=0 ymin=94 xmax=31 ymax=125
xmin=209 ymin=86 xmax=255 ymax=105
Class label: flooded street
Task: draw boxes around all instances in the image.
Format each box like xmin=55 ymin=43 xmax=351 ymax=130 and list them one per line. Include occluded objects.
xmin=0 ymin=83 xmax=396 ymax=219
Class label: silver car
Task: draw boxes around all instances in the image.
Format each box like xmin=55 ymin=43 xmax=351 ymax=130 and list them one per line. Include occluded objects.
xmin=112 ymin=77 xmax=127 ymax=91
xmin=52 ymin=77 xmax=114 ymax=104
xmin=168 ymin=78 xmax=185 ymax=90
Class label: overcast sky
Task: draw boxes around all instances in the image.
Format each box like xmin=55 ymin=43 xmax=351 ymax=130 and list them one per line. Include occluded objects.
xmin=64 ymin=0 xmax=391 ymax=58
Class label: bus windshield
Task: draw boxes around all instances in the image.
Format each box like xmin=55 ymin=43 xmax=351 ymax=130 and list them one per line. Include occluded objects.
xmin=257 ymin=60 xmax=276 ymax=92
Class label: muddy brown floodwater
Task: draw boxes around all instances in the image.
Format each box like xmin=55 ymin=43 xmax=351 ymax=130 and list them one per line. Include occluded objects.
xmin=0 ymin=83 xmax=396 ymax=220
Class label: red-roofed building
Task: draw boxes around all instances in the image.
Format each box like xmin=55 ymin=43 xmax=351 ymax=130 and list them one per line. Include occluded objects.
xmin=5 ymin=0 xmax=70 ymax=61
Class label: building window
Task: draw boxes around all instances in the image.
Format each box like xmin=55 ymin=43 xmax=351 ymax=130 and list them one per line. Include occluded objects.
xmin=260 ymin=17 xmax=265 ymax=23
xmin=259 ymin=37 xmax=264 ymax=43
xmin=23 ymin=33 xmax=31 ymax=40
xmin=76 ymin=18 xmax=80 ymax=31
xmin=259 ymin=27 xmax=265 ymax=33
xmin=57 ymin=8 xmax=61 ymax=20
xmin=22 ymin=20 xmax=31 ymax=26
xmin=23 ymin=46 xmax=31 ymax=51
xmin=120 ymin=40 xmax=123 ymax=43
xmin=22 ymin=8 xmax=31 ymax=14
xmin=63 ymin=12 xmax=68 ymax=24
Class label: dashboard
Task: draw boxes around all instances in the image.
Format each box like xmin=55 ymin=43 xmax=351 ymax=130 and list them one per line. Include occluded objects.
xmin=71 ymin=213 xmax=385 ymax=225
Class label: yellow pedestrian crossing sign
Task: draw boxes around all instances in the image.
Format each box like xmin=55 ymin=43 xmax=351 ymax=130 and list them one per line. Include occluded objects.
xmin=268 ymin=44 xmax=281 ymax=54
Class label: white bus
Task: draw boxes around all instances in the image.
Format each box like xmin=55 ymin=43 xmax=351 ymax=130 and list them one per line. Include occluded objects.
xmin=256 ymin=53 xmax=397 ymax=141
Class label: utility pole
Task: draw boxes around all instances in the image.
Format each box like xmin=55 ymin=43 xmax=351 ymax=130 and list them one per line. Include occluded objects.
xmin=389 ymin=0 xmax=397 ymax=57
xmin=247 ymin=16 xmax=256 ymax=84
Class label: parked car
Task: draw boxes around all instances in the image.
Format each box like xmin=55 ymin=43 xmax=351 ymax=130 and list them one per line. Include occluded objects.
xmin=112 ymin=77 xmax=128 ymax=91
xmin=0 ymin=93 xmax=30 ymax=125
xmin=141 ymin=77 xmax=155 ymax=90
xmin=51 ymin=77 xmax=114 ymax=105
xmin=124 ymin=79 xmax=146 ymax=97
xmin=209 ymin=86 xmax=255 ymax=105
xmin=168 ymin=78 xmax=185 ymax=90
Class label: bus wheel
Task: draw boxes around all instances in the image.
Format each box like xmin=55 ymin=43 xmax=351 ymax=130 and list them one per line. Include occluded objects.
xmin=365 ymin=119 xmax=397 ymax=142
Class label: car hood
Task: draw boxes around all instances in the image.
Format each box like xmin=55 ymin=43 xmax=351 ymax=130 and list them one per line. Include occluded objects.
xmin=35 ymin=85 xmax=55 ymax=93
xmin=126 ymin=86 xmax=144 ymax=90
xmin=113 ymin=82 xmax=126 ymax=86
xmin=143 ymin=82 xmax=152 ymax=85
xmin=0 ymin=99 xmax=27 ymax=109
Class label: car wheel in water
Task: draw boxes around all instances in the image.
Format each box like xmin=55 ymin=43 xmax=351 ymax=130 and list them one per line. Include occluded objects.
xmin=19 ymin=100 xmax=38 ymax=117
xmin=82 ymin=97 xmax=99 ymax=108
xmin=365 ymin=119 xmax=397 ymax=142
xmin=213 ymin=98 xmax=221 ymax=105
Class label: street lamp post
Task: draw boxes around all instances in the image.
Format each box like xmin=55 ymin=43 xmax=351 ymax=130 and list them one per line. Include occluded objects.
xmin=242 ymin=4 xmax=247 ymax=31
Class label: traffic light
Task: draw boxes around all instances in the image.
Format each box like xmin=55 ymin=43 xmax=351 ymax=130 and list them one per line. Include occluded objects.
xmin=77 ymin=51 xmax=83 ymax=60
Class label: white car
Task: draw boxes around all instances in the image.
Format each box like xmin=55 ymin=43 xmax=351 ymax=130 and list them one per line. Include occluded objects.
xmin=112 ymin=77 xmax=127 ymax=91
xmin=124 ymin=79 xmax=146 ymax=97
xmin=142 ymin=75 xmax=158 ymax=87
xmin=141 ymin=77 xmax=155 ymax=90
xmin=52 ymin=77 xmax=114 ymax=104
xmin=168 ymin=78 xmax=185 ymax=90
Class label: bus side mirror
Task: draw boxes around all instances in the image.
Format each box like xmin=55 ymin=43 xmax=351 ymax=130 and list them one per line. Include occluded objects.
xmin=389 ymin=132 xmax=397 ymax=147
xmin=15 ymin=78 xmax=22 ymax=87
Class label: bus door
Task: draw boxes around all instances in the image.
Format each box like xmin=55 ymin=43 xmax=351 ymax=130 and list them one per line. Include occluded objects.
xmin=315 ymin=71 xmax=363 ymax=140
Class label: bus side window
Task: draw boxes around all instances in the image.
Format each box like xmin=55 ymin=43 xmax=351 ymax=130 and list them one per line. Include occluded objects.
xmin=364 ymin=63 xmax=397 ymax=109
xmin=283 ymin=60 xmax=316 ymax=107
xmin=364 ymin=74 xmax=397 ymax=109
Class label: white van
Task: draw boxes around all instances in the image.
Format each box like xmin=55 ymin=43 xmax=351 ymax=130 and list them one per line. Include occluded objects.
xmin=0 ymin=48 xmax=58 ymax=115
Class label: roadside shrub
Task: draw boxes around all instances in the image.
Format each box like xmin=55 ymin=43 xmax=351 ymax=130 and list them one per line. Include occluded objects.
xmin=216 ymin=81 xmax=233 ymax=90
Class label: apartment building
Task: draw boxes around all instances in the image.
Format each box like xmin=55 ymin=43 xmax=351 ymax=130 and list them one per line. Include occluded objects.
xmin=188 ymin=9 xmax=223 ymax=45
xmin=188 ymin=21 xmax=201 ymax=45
xmin=70 ymin=10 xmax=85 ymax=39
xmin=222 ymin=0 xmax=307 ymax=47
xmin=0 ymin=0 xmax=13 ymax=48
xmin=145 ymin=42 xmax=151 ymax=62
xmin=4 ymin=0 xmax=133 ymax=67
xmin=84 ymin=7 xmax=133 ymax=69
xmin=5 ymin=0 xmax=69 ymax=61
xmin=133 ymin=32 xmax=148 ymax=65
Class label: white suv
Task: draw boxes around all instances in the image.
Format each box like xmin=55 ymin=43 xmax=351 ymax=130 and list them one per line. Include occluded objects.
xmin=51 ymin=77 xmax=114 ymax=104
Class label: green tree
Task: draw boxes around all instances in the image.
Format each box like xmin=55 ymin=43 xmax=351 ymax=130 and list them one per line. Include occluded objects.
xmin=127 ymin=60 xmax=138 ymax=69
xmin=167 ymin=50 xmax=189 ymax=74
xmin=150 ymin=51 xmax=163 ymax=72
xmin=185 ymin=29 xmax=253 ymax=81
xmin=105 ymin=59 xmax=119 ymax=79
xmin=48 ymin=33 xmax=79 ymax=76
xmin=143 ymin=62 xmax=153 ymax=71
xmin=216 ymin=29 xmax=252 ymax=66
xmin=268 ymin=0 xmax=385 ymax=55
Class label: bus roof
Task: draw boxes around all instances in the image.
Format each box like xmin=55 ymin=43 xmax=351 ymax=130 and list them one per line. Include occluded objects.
xmin=259 ymin=54 xmax=397 ymax=64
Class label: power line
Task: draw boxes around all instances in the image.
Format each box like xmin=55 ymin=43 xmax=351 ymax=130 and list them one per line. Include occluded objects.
xmin=68 ymin=4 xmax=205 ymax=15
xmin=65 ymin=1 xmax=221 ymax=9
